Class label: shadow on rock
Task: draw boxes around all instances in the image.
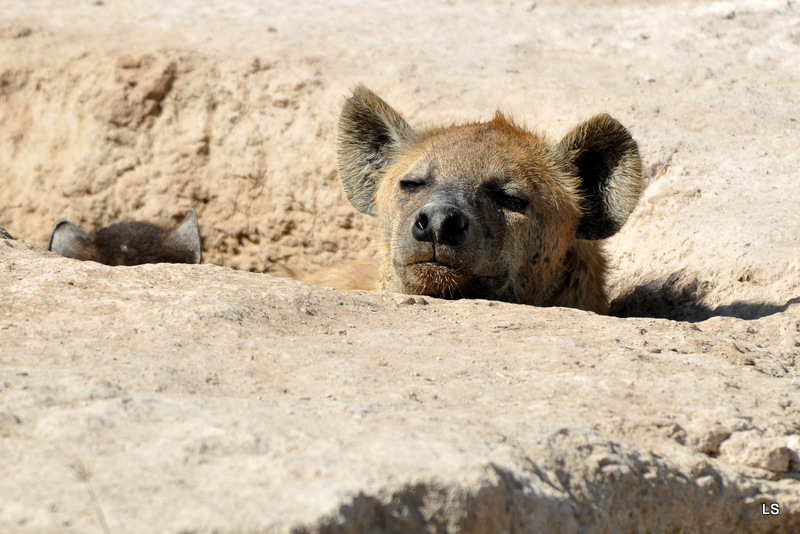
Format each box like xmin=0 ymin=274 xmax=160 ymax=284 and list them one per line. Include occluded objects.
xmin=611 ymin=272 xmax=800 ymax=322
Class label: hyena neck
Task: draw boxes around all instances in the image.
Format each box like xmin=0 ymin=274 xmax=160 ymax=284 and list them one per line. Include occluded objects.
xmin=543 ymin=241 xmax=610 ymax=314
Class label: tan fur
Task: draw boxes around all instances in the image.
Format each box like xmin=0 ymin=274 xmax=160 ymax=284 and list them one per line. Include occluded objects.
xmin=278 ymin=260 xmax=378 ymax=291
xmin=334 ymin=85 xmax=642 ymax=314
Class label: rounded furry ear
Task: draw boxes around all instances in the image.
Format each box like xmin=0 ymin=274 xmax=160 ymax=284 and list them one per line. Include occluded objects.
xmin=554 ymin=114 xmax=642 ymax=240
xmin=164 ymin=208 xmax=202 ymax=264
xmin=48 ymin=220 xmax=97 ymax=260
xmin=337 ymin=85 xmax=417 ymax=216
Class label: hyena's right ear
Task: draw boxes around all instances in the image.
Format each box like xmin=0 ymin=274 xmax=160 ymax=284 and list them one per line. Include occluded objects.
xmin=553 ymin=114 xmax=642 ymax=240
xmin=163 ymin=208 xmax=202 ymax=264
xmin=337 ymin=85 xmax=418 ymax=216
xmin=48 ymin=220 xmax=96 ymax=261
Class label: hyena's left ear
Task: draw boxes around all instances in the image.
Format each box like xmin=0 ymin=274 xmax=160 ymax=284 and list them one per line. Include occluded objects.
xmin=163 ymin=208 xmax=201 ymax=264
xmin=48 ymin=220 xmax=96 ymax=260
xmin=337 ymin=85 xmax=418 ymax=216
xmin=553 ymin=114 xmax=642 ymax=240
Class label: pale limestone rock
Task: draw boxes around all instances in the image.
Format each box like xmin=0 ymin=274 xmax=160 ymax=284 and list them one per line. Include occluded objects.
xmin=718 ymin=431 xmax=791 ymax=474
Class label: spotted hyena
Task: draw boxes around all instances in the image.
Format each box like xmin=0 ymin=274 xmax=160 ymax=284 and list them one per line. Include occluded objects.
xmin=336 ymin=85 xmax=642 ymax=314
xmin=48 ymin=209 xmax=201 ymax=266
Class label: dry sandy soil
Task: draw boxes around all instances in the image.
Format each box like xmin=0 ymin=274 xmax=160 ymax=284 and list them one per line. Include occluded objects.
xmin=1 ymin=0 xmax=799 ymax=533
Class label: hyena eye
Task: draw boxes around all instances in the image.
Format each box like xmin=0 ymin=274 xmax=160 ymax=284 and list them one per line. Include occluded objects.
xmin=399 ymin=178 xmax=428 ymax=192
xmin=491 ymin=189 xmax=530 ymax=213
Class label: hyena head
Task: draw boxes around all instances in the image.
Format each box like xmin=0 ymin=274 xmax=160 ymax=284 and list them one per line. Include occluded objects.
xmin=48 ymin=209 xmax=201 ymax=266
xmin=337 ymin=85 xmax=642 ymax=313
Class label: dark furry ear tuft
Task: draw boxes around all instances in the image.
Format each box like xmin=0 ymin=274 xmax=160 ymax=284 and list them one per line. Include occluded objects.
xmin=337 ymin=85 xmax=417 ymax=216
xmin=164 ymin=209 xmax=201 ymax=263
xmin=48 ymin=220 xmax=97 ymax=261
xmin=554 ymin=114 xmax=642 ymax=240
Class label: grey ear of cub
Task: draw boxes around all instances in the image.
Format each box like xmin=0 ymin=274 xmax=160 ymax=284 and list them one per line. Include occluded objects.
xmin=48 ymin=209 xmax=201 ymax=266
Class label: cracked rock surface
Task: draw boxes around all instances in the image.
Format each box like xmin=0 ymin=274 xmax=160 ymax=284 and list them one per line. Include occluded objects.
xmin=1 ymin=241 xmax=799 ymax=533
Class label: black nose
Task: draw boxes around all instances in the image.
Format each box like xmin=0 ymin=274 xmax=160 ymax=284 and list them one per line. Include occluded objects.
xmin=411 ymin=204 xmax=470 ymax=246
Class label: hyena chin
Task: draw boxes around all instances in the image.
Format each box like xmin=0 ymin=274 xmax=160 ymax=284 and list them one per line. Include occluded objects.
xmin=336 ymin=85 xmax=642 ymax=314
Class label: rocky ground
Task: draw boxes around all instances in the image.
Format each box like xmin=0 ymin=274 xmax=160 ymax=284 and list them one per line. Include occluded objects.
xmin=1 ymin=0 xmax=799 ymax=532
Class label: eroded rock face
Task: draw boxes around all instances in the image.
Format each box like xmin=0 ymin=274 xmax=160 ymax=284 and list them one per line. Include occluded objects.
xmin=1 ymin=241 xmax=799 ymax=533
xmin=1 ymin=0 xmax=799 ymax=532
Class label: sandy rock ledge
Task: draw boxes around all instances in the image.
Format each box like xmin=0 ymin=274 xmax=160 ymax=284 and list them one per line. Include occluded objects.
xmin=2 ymin=240 xmax=799 ymax=533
